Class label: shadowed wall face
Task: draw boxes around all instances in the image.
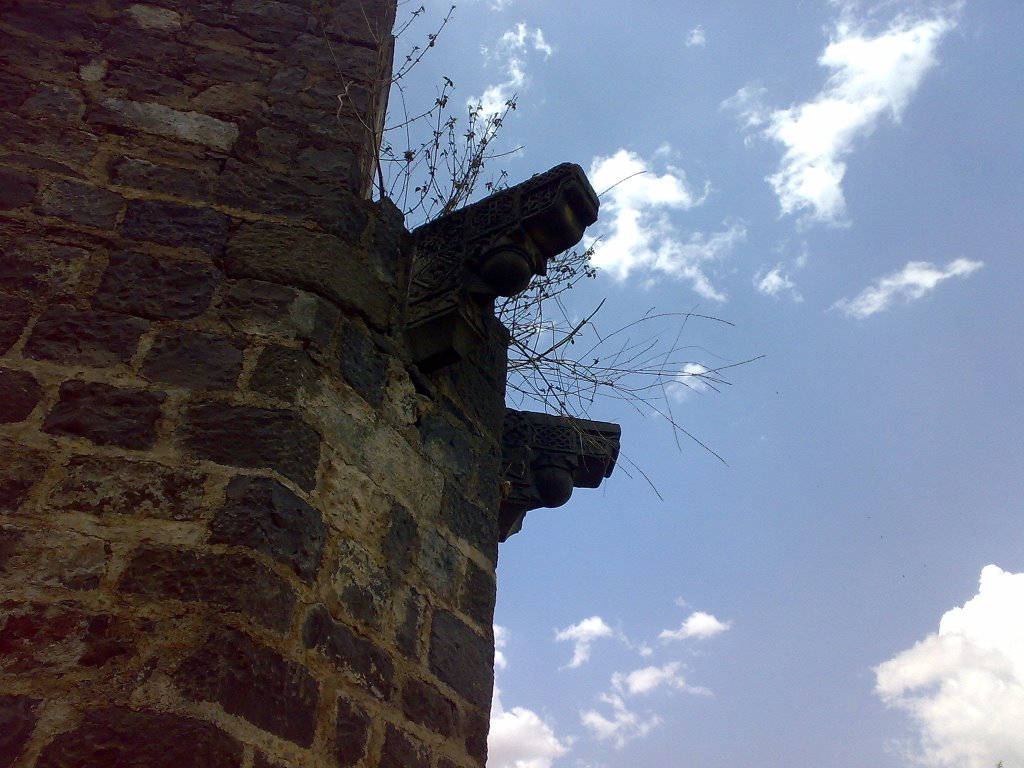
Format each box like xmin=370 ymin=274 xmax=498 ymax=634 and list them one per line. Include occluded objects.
xmin=0 ymin=2 xmax=504 ymax=766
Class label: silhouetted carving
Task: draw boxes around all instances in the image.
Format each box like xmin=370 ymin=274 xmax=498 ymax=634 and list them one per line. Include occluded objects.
xmin=499 ymin=409 xmax=621 ymax=540
xmin=406 ymin=163 xmax=599 ymax=372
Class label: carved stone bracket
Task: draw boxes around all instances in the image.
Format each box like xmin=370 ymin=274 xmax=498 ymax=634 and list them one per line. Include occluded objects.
xmin=406 ymin=163 xmax=599 ymax=372
xmin=499 ymin=409 xmax=621 ymax=541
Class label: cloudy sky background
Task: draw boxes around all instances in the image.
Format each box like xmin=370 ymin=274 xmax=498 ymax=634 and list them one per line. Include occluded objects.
xmin=386 ymin=1 xmax=1024 ymax=766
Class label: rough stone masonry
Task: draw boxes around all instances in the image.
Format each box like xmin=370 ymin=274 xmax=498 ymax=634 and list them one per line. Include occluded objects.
xmin=0 ymin=1 xmax=618 ymax=767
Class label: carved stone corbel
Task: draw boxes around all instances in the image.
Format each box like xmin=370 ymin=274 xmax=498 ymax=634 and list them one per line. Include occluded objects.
xmin=406 ymin=163 xmax=599 ymax=372
xmin=499 ymin=409 xmax=621 ymax=541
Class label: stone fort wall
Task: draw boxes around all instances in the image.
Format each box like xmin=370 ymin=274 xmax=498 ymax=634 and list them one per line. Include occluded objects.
xmin=0 ymin=1 xmax=506 ymax=766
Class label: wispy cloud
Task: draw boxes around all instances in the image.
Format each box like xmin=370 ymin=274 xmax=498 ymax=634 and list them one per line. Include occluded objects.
xmin=832 ymin=258 xmax=982 ymax=318
xmin=588 ymin=148 xmax=745 ymax=299
xmin=580 ymin=693 xmax=662 ymax=749
xmin=659 ymin=611 xmax=732 ymax=642
xmin=725 ymin=5 xmax=959 ymax=224
xmin=612 ymin=662 xmax=709 ymax=697
xmin=474 ymin=22 xmax=552 ymax=116
xmin=666 ymin=363 xmax=712 ymax=402
xmin=555 ymin=616 xmax=615 ymax=668
xmin=755 ymin=263 xmax=803 ymax=301
xmin=875 ymin=565 xmax=1024 ymax=768
xmin=685 ymin=26 xmax=706 ymax=47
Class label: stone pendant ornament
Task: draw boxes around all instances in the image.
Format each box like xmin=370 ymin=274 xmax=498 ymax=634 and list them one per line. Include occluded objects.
xmin=499 ymin=409 xmax=621 ymax=540
xmin=406 ymin=162 xmax=600 ymax=372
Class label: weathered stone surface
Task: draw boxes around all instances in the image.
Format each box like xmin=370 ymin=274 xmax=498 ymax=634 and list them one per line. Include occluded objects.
xmin=302 ymin=604 xmax=394 ymax=698
xmin=417 ymin=529 xmax=461 ymax=602
xmin=110 ymin=156 xmax=213 ymax=199
xmin=209 ymin=475 xmax=326 ymax=579
xmin=195 ymin=50 xmax=263 ymax=83
xmin=35 ymin=708 xmax=242 ymax=768
xmin=0 ymin=602 xmax=133 ymax=672
xmin=119 ymin=546 xmax=295 ymax=631
xmin=249 ymin=345 xmax=322 ymax=401
xmin=121 ymin=200 xmax=231 ymax=253
xmin=222 ymin=222 xmax=395 ymax=330
xmin=335 ymin=697 xmax=371 ymax=766
xmin=0 ymin=291 xmax=31 ymax=354
xmin=22 ymin=84 xmax=84 ymax=122
xmin=332 ymin=539 xmax=390 ymax=628
xmin=34 ymin=179 xmax=124 ymax=229
xmin=429 ymin=611 xmax=493 ymax=710
xmin=384 ymin=502 xmax=417 ymax=581
xmin=179 ymin=403 xmax=320 ymax=491
xmin=0 ymin=694 xmax=39 ymax=768
xmin=88 ymin=99 xmax=239 ymax=151
xmin=94 ymin=251 xmax=220 ymax=320
xmin=220 ymin=279 xmax=339 ymax=347
xmin=127 ymin=4 xmax=182 ymax=31
xmin=0 ymin=440 xmax=47 ymax=513
xmin=442 ymin=483 xmax=499 ymax=566
xmin=0 ymin=240 xmax=91 ymax=297
xmin=463 ymin=709 xmax=490 ymax=766
xmin=0 ymin=167 xmax=37 ymax=210
xmin=141 ymin=328 xmax=244 ymax=389
xmin=175 ymin=625 xmax=319 ymax=746
xmin=43 ymin=381 xmax=164 ymax=450
xmin=106 ymin=63 xmax=184 ymax=99
xmin=192 ymin=84 xmax=266 ymax=117
xmin=401 ymin=678 xmax=457 ymax=737
xmin=48 ymin=456 xmax=206 ymax=520
xmin=460 ymin=560 xmax=497 ymax=631
xmin=0 ymin=368 xmax=42 ymax=423
xmin=0 ymin=526 xmax=107 ymax=590
xmin=379 ymin=724 xmax=430 ymax=768
xmin=23 ymin=305 xmax=149 ymax=367
xmin=338 ymin=318 xmax=388 ymax=407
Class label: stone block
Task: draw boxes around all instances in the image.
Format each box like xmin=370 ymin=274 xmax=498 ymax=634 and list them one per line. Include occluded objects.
xmin=428 ymin=611 xmax=493 ymax=710
xmin=442 ymin=483 xmax=499 ymax=567
xmin=23 ymin=305 xmax=149 ymax=367
xmin=0 ymin=368 xmax=42 ymax=423
xmin=222 ymin=222 xmax=396 ymax=330
xmin=334 ymin=696 xmax=370 ymax=766
xmin=338 ymin=318 xmax=388 ymax=407
xmin=106 ymin=64 xmax=184 ymax=99
xmin=175 ymin=624 xmax=319 ymax=746
xmin=22 ymin=84 xmax=85 ymax=123
xmin=210 ymin=475 xmax=326 ymax=579
xmin=0 ymin=694 xmax=39 ymax=768
xmin=110 ymin=156 xmax=213 ymax=199
xmin=127 ymin=4 xmax=182 ymax=31
xmin=35 ymin=707 xmax=242 ymax=768
xmin=302 ymin=604 xmax=394 ymax=698
xmin=43 ymin=381 xmax=165 ymax=451
xmin=0 ymin=167 xmax=37 ymax=210
xmin=88 ymin=99 xmax=238 ymax=151
xmin=34 ymin=180 xmax=125 ymax=229
xmin=249 ymin=345 xmax=322 ymax=402
xmin=0 ymin=240 xmax=91 ymax=298
xmin=396 ymin=590 xmax=424 ymax=659
xmin=121 ymin=200 xmax=231 ymax=253
xmin=417 ymin=528 xmax=461 ymax=603
xmin=48 ymin=456 xmax=206 ymax=520
xmin=383 ymin=502 xmax=417 ymax=581
xmin=220 ymin=279 xmax=339 ymax=347
xmin=0 ymin=525 xmax=107 ymax=590
xmin=0 ymin=291 xmax=30 ymax=354
xmin=179 ymin=403 xmax=320 ymax=491
xmin=94 ymin=251 xmax=220 ymax=320
xmin=0 ymin=439 xmax=47 ymax=513
xmin=379 ymin=724 xmax=430 ymax=768
xmin=459 ymin=560 xmax=497 ymax=631
xmin=194 ymin=50 xmax=263 ymax=83
xmin=0 ymin=602 xmax=133 ymax=672
xmin=401 ymin=678 xmax=457 ymax=737
xmin=332 ymin=539 xmax=390 ymax=628
xmin=141 ymin=328 xmax=244 ymax=390
xmin=119 ymin=545 xmax=295 ymax=631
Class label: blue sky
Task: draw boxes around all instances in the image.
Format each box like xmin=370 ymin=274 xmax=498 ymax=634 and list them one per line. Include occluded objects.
xmin=386 ymin=1 xmax=1024 ymax=766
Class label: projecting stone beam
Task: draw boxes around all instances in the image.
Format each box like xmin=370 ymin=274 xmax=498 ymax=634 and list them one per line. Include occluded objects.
xmin=499 ymin=409 xmax=621 ymax=541
xmin=406 ymin=162 xmax=599 ymax=372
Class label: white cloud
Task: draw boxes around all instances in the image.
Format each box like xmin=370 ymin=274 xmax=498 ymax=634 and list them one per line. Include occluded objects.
xmin=666 ymin=363 xmax=712 ymax=402
xmin=490 ymin=688 xmax=571 ymax=768
xmin=832 ymin=257 xmax=982 ymax=318
xmin=659 ymin=611 xmax=732 ymax=642
xmin=685 ymin=26 xmax=706 ymax=47
xmin=495 ymin=624 xmax=509 ymax=670
xmin=580 ymin=693 xmax=662 ymax=749
xmin=555 ymin=616 xmax=615 ymax=668
xmin=875 ymin=565 xmax=1024 ymax=768
xmin=725 ymin=6 xmax=959 ymax=224
xmin=612 ymin=662 xmax=709 ymax=697
xmin=474 ymin=23 xmax=552 ymax=116
xmin=588 ymin=149 xmax=744 ymax=299
xmin=755 ymin=263 xmax=803 ymax=301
